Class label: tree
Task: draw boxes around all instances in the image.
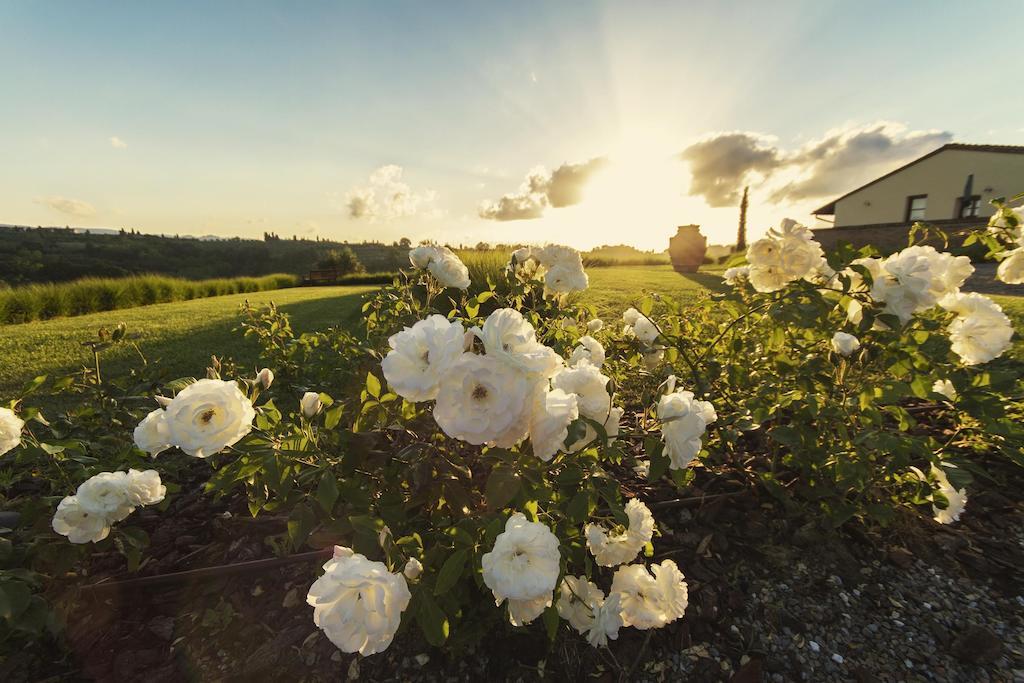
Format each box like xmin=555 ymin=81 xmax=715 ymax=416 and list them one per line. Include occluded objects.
xmin=736 ymin=186 xmax=749 ymax=252
xmin=315 ymin=246 xmax=364 ymax=275
xmin=399 ymin=237 xmax=412 ymax=249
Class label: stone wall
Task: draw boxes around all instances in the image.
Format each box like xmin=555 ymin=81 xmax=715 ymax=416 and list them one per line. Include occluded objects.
xmin=812 ymin=218 xmax=985 ymax=258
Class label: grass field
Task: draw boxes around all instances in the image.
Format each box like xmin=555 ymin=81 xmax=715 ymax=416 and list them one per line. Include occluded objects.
xmin=1 ymin=265 xmax=1022 ymax=397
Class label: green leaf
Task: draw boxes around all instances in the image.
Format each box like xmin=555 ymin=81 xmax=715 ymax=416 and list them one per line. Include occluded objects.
xmin=287 ymin=503 xmax=316 ymax=548
xmin=316 ymin=473 xmax=340 ymax=514
xmin=366 ymin=372 xmax=382 ymax=399
xmin=416 ymin=593 xmax=449 ymax=646
xmin=542 ymin=603 xmax=560 ymax=642
xmin=485 ymin=465 xmax=521 ymax=510
xmin=566 ymin=490 xmax=592 ymax=523
xmin=19 ymin=375 xmax=47 ymax=396
xmin=433 ymin=549 xmax=468 ymax=596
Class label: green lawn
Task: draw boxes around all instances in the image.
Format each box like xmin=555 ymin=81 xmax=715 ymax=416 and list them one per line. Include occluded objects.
xmin=2 ymin=265 xmax=1022 ymax=397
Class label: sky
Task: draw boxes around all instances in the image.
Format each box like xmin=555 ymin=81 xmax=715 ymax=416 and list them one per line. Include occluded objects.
xmin=2 ymin=0 xmax=1023 ymax=250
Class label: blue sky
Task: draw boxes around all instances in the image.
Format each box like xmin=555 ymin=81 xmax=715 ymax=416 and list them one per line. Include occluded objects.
xmin=2 ymin=1 xmax=1022 ymax=248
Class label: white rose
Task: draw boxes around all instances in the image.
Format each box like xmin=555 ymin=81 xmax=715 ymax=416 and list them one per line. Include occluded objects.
xmin=510 ymin=247 xmax=532 ymax=265
xmin=997 ymin=248 xmax=1024 ymax=284
xmin=300 ymin=391 xmax=323 ymax=418
xmin=622 ymin=309 xmax=659 ymax=345
xmin=164 ymin=379 xmax=255 ymax=458
xmin=642 ymin=347 xmax=665 ymax=371
xmin=409 ymin=245 xmax=437 ymax=269
xmin=658 ymin=390 xmax=716 ymax=470
xmin=528 ymin=388 xmax=578 ymax=462
xmin=567 ymin=404 xmax=622 ymax=453
xmin=586 ymin=319 xmax=604 ymax=333
xmin=932 ymin=379 xmax=957 ymax=401
xmin=257 ymin=367 xmax=275 ymax=389
xmin=930 ymin=465 xmax=967 ymax=525
xmin=307 ymin=545 xmax=412 ymax=656
xmin=428 ymin=248 xmax=471 ymax=289
xmin=543 ymin=263 xmax=588 ymax=294
xmin=403 ymin=557 xmax=423 ymax=580
xmin=585 ymin=498 xmax=655 ymax=567
xmin=939 ymin=292 xmax=1013 ymax=365
xmin=722 ymin=266 xmax=749 ymax=286
xmin=133 ymin=408 xmax=172 ymax=457
xmin=830 ymin=332 xmax=860 ymax=356
xmin=124 ymin=469 xmax=166 ymax=507
xmin=52 ymin=495 xmax=111 ymax=544
xmin=557 ymin=575 xmax=605 ymax=633
xmin=551 ymin=362 xmax=611 ymax=422
xmin=0 ymin=407 xmax=25 ymax=457
xmin=433 ymin=353 xmax=532 ymax=447
xmin=382 ymin=315 xmax=466 ymax=402
xmin=586 ymin=592 xmax=623 ymax=648
xmin=76 ymin=471 xmax=134 ymax=522
xmin=481 ymin=513 xmax=561 ymax=625
xmin=569 ymin=335 xmax=605 ymax=368
xmin=471 ymin=308 xmax=563 ymax=378
xmin=611 ymin=560 xmax=688 ymax=630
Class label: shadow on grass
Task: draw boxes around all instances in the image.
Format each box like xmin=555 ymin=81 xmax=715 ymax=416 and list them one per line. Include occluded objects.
xmin=677 ymin=271 xmax=728 ymax=291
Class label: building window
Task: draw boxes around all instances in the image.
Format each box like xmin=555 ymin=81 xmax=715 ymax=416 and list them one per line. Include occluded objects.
xmin=905 ymin=195 xmax=927 ymax=222
xmin=956 ymin=195 xmax=981 ymax=218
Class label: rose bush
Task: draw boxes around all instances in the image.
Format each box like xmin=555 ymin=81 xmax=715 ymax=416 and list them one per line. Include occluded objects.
xmin=2 ymin=207 xmax=1023 ymax=665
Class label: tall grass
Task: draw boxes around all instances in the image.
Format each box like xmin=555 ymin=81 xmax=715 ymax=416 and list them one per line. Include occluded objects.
xmin=0 ymin=273 xmax=300 ymax=325
xmin=457 ymin=249 xmax=511 ymax=292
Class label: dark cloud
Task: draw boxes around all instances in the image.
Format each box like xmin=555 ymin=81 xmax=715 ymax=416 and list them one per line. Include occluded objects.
xmin=680 ymin=123 xmax=953 ymax=207
xmin=479 ymin=157 xmax=607 ymax=221
xmin=770 ymin=124 xmax=952 ymax=202
xmin=679 ymin=133 xmax=780 ymax=207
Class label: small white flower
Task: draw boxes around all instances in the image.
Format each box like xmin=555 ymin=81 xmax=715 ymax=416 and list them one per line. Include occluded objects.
xmin=746 ymin=219 xmax=826 ymax=292
xmin=433 ymin=353 xmax=533 ymax=447
xmin=831 ymin=332 xmax=860 ymax=356
xmin=557 ymin=576 xmax=605 ymax=633
xmin=257 ymin=367 xmax=275 ymax=389
xmin=567 ymin=405 xmax=622 ymax=453
xmin=481 ymin=513 xmax=561 ymax=626
xmin=586 ymin=319 xmax=604 ymax=333
xmin=164 ymin=379 xmax=255 ymax=458
xmin=622 ymin=308 xmax=659 ymax=344
xmin=658 ymin=389 xmax=716 ymax=470
xmin=409 ymin=245 xmax=436 ymax=269
xmin=586 ymin=592 xmax=623 ymax=648
xmin=939 ymin=292 xmax=1014 ymax=365
xmin=133 ymin=408 xmax=172 ymax=457
xmin=997 ymin=248 xmax=1024 ymax=284
xmin=76 ymin=471 xmax=134 ymax=522
xmin=533 ymin=245 xmax=589 ymax=294
xmin=403 ymin=557 xmax=423 ymax=580
xmin=551 ymin=362 xmax=611 ymax=422
xmin=569 ymin=335 xmax=605 ymax=368
xmin=585 ymin=498 xmax=655 ymax=567
xmin=722 ymin=265 xmax=749 ymax=286
xmin=633 ymin=459 xmax=651 ymax=479
xmin=528 ymin=388 xmax=579 ymax=462
xmin=307 ymin=545 xmax=412 ymax=656
xmin=611 ymin=560 xmax=688 ymax=630
xmin=471 ymin=308 xmax=563 ymax=378
xmin=930 ymin=465 xmax=967 ymax=524
xmin=52 ymin=495 xmax=111 ymax=544
xmin=382 ymin=315 xmax=466 ymax=402
xmin=124 ymin=469 xmax=166 ymax=507
xmin=301 ymin=391 xmax=323 ymax=418
xmin=0 ymin=407 xmax=26 ymax=457
xmin=932 ymin=379 xmax=957 ymax=401
xmin=408 ymin=245 xmax=471 ymax=289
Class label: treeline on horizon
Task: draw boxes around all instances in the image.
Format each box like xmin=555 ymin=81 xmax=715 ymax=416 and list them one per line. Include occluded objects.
xmin=0 ymin=226 xmax=409 ymax=286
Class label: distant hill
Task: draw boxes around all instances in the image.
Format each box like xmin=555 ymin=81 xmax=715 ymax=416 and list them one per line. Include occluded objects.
xmin=0 ymin=225 xmax=409 ymax=285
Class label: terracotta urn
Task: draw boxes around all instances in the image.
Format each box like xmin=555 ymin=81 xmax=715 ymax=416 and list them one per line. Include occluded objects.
xmin=669 ymin=225 xmax=707 ymax=273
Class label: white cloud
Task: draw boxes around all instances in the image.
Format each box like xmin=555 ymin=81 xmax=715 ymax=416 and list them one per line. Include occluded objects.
xmin=345 ymin=165 xmax=437 ymax=221
xmin=479 ymin=157 xmax=608 ymax=221
xmin=109 ymin=136 xmax=128 ymax=149
xmin=35 ymin=196 xmax=97 ymax=217
xmin=680 ymin=122 xmax=953 ymax=207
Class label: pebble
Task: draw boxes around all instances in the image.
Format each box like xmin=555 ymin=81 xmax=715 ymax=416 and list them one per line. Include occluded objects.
xmin=809 ymin=641 xmax=820 ymax=653
xmin=831 ymin=654 xmax=844 ymax=665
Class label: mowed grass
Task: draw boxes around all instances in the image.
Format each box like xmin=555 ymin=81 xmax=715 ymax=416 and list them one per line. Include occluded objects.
xmin=2 ymin=265 xmax=1023 ymax=397
xmin=0 ymin=285 xmax=375 ymax=396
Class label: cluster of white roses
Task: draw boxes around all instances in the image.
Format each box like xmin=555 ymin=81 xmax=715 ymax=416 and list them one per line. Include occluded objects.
xmin=408 ymin=244 xmax=471 ymax=290
xmin=381 ymin=306 xmax=621 ymax=459
xmin=622 ymin=307 xmax=667 ymax=369
xmin=744 ymin=219 xmax=829 ymax=293
xmin=51 ymin=469 xmax=166 ymax=543
xmin=133 ymin=378 xmax=256 ymax=458
xmin=509 ymin=244 xmax=589 ymax=295
xmin=482 ymin=505 xmax=688 ymax=648
xmin=0 ymin=406 xmax=25 ymax=457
